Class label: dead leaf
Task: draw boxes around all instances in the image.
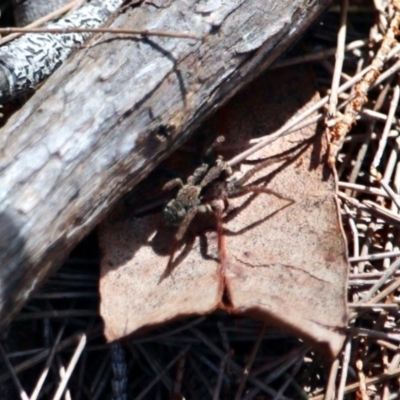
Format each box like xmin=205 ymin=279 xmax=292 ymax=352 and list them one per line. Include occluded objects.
xmin=99 ymin=66 xmax=348 ymax=357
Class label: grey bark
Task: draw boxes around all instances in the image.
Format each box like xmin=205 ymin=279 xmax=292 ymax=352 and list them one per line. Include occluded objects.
xmin=0 ymin=0 xmax=331 ymax=327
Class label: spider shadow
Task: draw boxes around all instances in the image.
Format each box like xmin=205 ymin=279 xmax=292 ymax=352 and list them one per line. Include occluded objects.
xmin=220 ymin=138 xmax=310 ymax=231
xmin=222 ymin=193 xmax=294 ymax=237
xmin=155 ymin=196 xmax=293 ymax=282
xmin=153 ymin=212 xmax=219 ymax=282
xmin=153 ymin=225 xmax=197 ymax=282
xmin=220 ymin=175 xmax=295 ymax=238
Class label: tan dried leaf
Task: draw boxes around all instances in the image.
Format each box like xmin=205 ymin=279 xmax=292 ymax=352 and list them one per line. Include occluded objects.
xmin=99 ymin=66 xmax=348 ymax=357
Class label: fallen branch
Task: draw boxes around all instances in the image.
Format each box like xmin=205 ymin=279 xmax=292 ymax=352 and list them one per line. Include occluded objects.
xmin=0 ymin=0 xmax=331 ymax=328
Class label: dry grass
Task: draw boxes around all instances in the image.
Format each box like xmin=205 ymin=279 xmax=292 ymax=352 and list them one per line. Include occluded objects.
xmin=2 ymin=0 xmax=400 ymax=399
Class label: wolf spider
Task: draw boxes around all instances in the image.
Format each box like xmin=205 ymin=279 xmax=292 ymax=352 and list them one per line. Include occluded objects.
xmin=161 ymin=148 xmax=293 ymax=276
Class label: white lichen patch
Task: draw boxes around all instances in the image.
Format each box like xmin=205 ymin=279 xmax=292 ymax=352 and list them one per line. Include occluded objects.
xmin=0 ymin=0 xmax=123 ymax=102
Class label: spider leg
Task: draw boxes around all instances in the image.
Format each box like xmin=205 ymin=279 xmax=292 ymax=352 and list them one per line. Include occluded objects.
xmin=162 ymin=178 xmax=183 ymax=192
xmin=175 ymin=206 xmax=199 ymax=241
xmin=199 ymin=157 xmax=232 ymax=189
xmin=204 ymin=135 xmax=225 ymax=160
xmin=229 ymin=185 xmax=293 ymax=203
xmin=163 ymin=206 xmax=199 ymax=279
xmin=187 ymin=163 xmax=209 ymax=185
xmin=214 ymin=205 xmax=227 ymax=276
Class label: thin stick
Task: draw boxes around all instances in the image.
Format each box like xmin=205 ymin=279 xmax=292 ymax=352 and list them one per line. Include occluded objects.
xmin=270 ymin=39 xmax=367 ymax=70
xmin=173 ymin=354 xmax=186 ymax=399
xmin=371 ymin=85 xmax=400 ymax=175
xmin=328 ymin=0 xmax=348 ymax=116
xmin=362 ymin=107 xmax=399 ymax=123
xmin=336 ymin=336 xmax=352 ymax=400
xmin=212 ymin=352 xmax=229 ymax=400
xmin=350 ymin=327 xmax=400 ymax=342
xmin=366 ymin=277 xmax=400 ymax=305
xmin=349 ymin=250 xmax=400 ymax=262
xmin=349 ymin=303 xmax=399 ymax=309
xmin=374 ymin=58 xmax=400 ymax=87
xmin=29 ymin=326 xmax=66 ymax=400
xmin=190 ymin=328 xmax=287 ymax=399
xmin=0 ymin=27 xmax=202 ymax=40
xmin=275 ymin=349 xmax=309 ymax=400
xmin=344 ymin=204 xmax=360 ymax=257
xmin=380 ymin=179 xmax=400 ymax=209
xmin=324 ymin=358 xmax=339 ymax=400
xmin=363 ymin=200 xmax=400 ymax=224
xmin=52 ymin=333 xmax=87 ymax=400
xmin=227 ymin=65 xmax=374 ymax=166
xmin=338 ymin=181 xmax=392 ymax=199
xmin=0 ymin=342 xmax=29 ymax=400
xmin=135 ymin=348 xmax=189 ymax=400
xmin=311 ymin=366 xmax=400 ymax=399
xmin=0 ymin=329 xmax=101 ymax=383
xmin=234 ymin=324 xmax=266 ymax=400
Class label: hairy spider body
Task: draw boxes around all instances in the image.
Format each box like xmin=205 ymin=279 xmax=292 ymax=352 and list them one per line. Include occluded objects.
xmin=163 ymin=157 xmax=232 ymax=239
xmin=163 ymin=176 xmax=204 ymax=226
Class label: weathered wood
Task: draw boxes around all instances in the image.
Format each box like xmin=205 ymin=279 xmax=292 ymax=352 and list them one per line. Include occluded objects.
xmin=0 ymin=0 xmax=331 ymax=327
